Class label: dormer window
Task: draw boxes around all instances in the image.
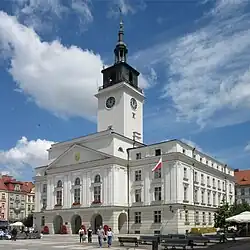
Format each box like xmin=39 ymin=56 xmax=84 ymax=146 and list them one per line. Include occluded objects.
xmin=155 ymin=149 xmax=161 ymax=156
xmin=118 ymin=147 xmax=124 ymax=152
xmin=15 ymin=185 xmax=20 ymax=191
xmin=136 ymin=153 xmax=141 ymax=160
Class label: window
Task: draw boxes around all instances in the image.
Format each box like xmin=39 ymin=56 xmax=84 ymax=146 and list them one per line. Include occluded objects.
xmin=184 ymin=167 xmax=187 ymax=179
xmin=185 ymin=210 xmax=189 ymax=224
xmin=154 ymin=187 xmax=162 ymax=201
xmin=94 ymin=175 xmax=101 ymax=183
xmin=207 ymin=191 xmax=211 ymax=205
xmin=218 ymin=193 xmax=221 ymax=204
xmin=155 ymin=149 xmax=161 ymax=156
xmin=218 ymin=180 xmax=221 ymax=190
xmin=74 ymin=188 xmax=81 ymax=203
xmin=195 ymin=211 xmax=199 ymax=224
xmin=201 ymin=190 xmax=205 ymax=204
xmin=202 ymin=212 xmax=206 ymax=224
xmin=28 ymin=196 xmax=31 ymax=202
xmin=135 ymin=189 xmax=141 ymax=202
xmin=207 ymin=176 xmax=210 ymax=186
xmin=241 ymin=188 xmax=245 ymax=196
xmin=182 ymin=149 xmax=186 ymax=154
xmin=206 ymin=160 xmax=208 ymax=164
xmin=135 ymin=170 xmax=142 ymax=181
xmin=154 ymin=211 xmax=161 ymax=223
xmin=15 ymin=185 xmax=20 ymax=191
xmin=194 ymin=172 xmax=198 ymax=182
xmin=222 ymin=182 xmax=225 ymax=191
xmin=229 ymin=196 xmax=232 ymax=204
xmin=134 ymin=212 xmax=141 ymax=224
xmin=184 ymin=186 xmax=188 ymax=201
xmin=229 ymin=184 xmax=232 ymax=193
xmin=57 ymin=180 xmax=62 ymax=188
xmin=212 ymin=178 xmax=215 ymax=187
xmin=1 ymin=193 xmax=5 ymax=200
xmin=136 ymin=153 xmax=141 ymax=159
xmin=28 ymin=205 xmax=31 ymax=211
xmin=201 ymin=174 xmax=204 ymax=184
xmin=94 ymin=186 xmax=101 ymax=203
xmin=200 ymin=157 xmax=202 ymax=162
xmin=42 ymin=198 xmax=47 ymax=209
xmin=56 ymin=190 xmax=62 ymax=206
xmin=42 ymin=184 xmax=47 ymax=193
xmin=75 ymin=178 xmax=80 ymax=186
xmin=194 ymin=189 xmax=198 ymax=203
xmin=134 ymin=230 xmax=140 ymax=234
xmin=208 ymin=212 xmax=212 ymax=224
xmin=213 ymin=192 xmax=216 ymax=205
xmin=154 ymin=168 xmax=161 ymax=179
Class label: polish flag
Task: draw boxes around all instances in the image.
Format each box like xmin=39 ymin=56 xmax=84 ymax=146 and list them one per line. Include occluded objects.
xmin=152 ymin=157 xmax=163 ymax=172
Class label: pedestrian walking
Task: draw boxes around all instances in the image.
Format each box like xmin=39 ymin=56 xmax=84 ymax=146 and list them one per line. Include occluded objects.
xmin=107 ymin=228 xmax=113 ymax=247
xmin=97 ymin=226 xmax=105 ymax=248
xmin=78 ymin=227 xmax=85 ymax=243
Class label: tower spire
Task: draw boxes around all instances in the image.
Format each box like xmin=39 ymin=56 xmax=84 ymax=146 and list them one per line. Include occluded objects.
xmin=114 ymin=8 xmax=128 ymax=64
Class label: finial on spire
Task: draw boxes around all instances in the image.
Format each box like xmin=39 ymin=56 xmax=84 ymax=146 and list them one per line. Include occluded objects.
xmin=114 ymin=7 xmax=128 ymax=64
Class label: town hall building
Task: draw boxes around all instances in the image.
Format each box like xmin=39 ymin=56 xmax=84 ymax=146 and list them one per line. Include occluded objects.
xmin=33 ymin=20 xmax=235 ymax=235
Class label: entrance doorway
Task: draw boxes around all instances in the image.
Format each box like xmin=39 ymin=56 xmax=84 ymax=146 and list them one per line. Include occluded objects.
xmin=53 ymin=215 xmax=63 ymax=234
xmin=71 ymin=214 xmax=82 ymax=234
xmin=118 ymin=213 xmax=127 ymax=234
xmin=91 ymin=214 xmax=103 ymax=233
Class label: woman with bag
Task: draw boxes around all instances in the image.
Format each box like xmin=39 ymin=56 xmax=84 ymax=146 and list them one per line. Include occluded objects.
xmin=107 ymin=228 xmax=113 ymax=248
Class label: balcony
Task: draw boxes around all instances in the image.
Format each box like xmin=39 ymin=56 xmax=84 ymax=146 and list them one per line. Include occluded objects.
xmin=91 ymin=200 xmax=102 ymax=206
xmin=54 ymin=204 xmax=62 ymax=209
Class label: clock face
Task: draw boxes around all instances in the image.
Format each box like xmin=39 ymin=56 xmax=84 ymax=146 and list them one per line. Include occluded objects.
xmin=130 ymin=98 xmax=137 ymax=110
xmin=106 ymin=96 xmax=116 ymax=109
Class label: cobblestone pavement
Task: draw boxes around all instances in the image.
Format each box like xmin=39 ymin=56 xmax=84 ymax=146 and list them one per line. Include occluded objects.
xmin=0 ymin=235 xmax=249 ymax=250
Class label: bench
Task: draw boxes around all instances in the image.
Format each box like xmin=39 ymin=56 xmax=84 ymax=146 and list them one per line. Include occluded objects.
xmin=139 ymin=235 xmax=160 ymax=244
xmin=118 ymin=237 xmax=139 ymax=247
xmin=203 ymin=234 xmax=224 ymax=243
xmin=225 ymin=233 xmax=236 ymax=242
xmin=161 ymin=239 xmax=191 ymax=250
xmin=187 ymin=235 xmax=209 ymax=246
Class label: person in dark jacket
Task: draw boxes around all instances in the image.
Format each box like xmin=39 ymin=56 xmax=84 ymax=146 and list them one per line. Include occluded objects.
xmin=11 ymin=227 xmax=17 ymax=241
xmin=87 ymin=227 xmax=93 ymax=243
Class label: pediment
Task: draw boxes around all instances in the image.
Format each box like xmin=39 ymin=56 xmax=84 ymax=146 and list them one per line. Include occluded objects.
xmin=47 ymin=144 xmax=111 ymax=169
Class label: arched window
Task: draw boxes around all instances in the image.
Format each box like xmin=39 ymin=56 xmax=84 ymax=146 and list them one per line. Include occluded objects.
xmin=57 ymin=180 xmax=62 ymax=188
xmin=74 ymin=177 xmax=80 ymax=186
xmin=94 ymin=174 xmax=101 ymax=183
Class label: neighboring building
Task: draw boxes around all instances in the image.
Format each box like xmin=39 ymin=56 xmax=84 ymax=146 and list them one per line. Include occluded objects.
xmin=33 ymin=20 xmax=235 ymax=235
xmin=0 ymin=178 xmax=8 ymax=220
xmin=26 ymin=184 xmax=35 ymax=216
xmin=0 ymin=175 xmax=34 ymax=222
xmin=234 ymin=169 xmax=250 ymax=204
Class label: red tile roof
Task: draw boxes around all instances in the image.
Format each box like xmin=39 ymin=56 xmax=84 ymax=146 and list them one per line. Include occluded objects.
xmin=0 ymin=175 xmax=34 ymax=192
xmin=235 ymin=169 xmax=250 ymax=186
xmin=0 ymin=179 xmax=7 ymax=191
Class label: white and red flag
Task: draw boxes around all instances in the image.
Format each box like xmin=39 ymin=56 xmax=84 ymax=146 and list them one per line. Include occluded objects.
xmin=152 ymin=157 xmax=163 ymax=172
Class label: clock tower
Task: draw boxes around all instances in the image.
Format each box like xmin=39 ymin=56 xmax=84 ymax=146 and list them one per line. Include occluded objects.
xmin=95 ymin=18 xmax=144 ymax=143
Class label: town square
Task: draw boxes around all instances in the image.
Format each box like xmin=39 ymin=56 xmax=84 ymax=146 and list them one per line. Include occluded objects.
xmin=1 ymin=0 xmax=250 ymax=250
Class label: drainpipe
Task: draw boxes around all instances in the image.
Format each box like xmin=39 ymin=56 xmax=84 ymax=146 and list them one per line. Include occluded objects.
xmin=126 ymin=148 xmax=130 ymax=234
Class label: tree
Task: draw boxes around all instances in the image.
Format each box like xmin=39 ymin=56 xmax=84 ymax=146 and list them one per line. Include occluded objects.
xmin=214 ymin=202 xmax=250 ymax=228
xmin=214 ymin=203 xmax=231 ymax=228
xmin=23 ymin=213 xmax=33 ymax=227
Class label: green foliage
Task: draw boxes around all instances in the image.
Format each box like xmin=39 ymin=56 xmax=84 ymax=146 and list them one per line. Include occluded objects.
xmin=22 ymin=213 xmax=33 ymax=227
xmin=214 ymin=202 xmax=250 ymax=228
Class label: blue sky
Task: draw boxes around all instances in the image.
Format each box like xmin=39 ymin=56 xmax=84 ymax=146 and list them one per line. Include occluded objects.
xmin=0 ymin=0 xmax=250 ymax=180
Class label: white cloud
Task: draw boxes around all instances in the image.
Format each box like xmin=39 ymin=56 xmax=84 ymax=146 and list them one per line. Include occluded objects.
xmin=134 ymin=0 xmax=250 ymax=128
xmin=181 ymin=138 xmax=203 ymax=152
xmin=0 ymin=136 xmax=54 ymax=177
xmin=11 ymin=0 xmax=93 ymax=32
xmin=0 ymin=11 xmax=150 ymax=119
xmin=107 ymin=0 xmax=146 ymax=18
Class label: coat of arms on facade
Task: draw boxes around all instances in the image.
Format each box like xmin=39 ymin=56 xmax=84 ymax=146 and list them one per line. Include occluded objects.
xmin=74 ymin=152 xmax=80 ymax=162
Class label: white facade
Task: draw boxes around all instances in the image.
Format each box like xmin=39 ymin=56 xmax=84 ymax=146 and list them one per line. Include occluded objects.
xmin=33 ymin=23 xmax=235 ymax=235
